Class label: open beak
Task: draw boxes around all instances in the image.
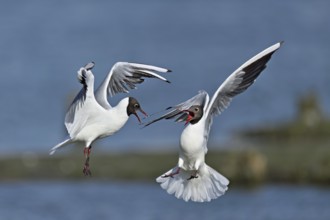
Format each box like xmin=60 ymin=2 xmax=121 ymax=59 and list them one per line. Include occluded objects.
xmin=134 ymin=108 xmax=148 ymax=124
xmin=183 ymin=110 xmax=194 ymax=126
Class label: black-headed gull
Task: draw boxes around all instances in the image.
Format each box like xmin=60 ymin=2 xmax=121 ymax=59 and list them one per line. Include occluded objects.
xmin=50 ymin=62 xmax=171 ymax=176
xmin=144 ymin=42 xmax=282 ymax=202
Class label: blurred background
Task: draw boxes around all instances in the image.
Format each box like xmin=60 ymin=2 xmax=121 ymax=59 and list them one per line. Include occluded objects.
xmin=0 ymin=0 xmax=330 ymax=219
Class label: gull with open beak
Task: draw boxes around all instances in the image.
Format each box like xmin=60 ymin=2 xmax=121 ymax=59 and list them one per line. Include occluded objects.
xmin=50 ymin=61 xmax=171 ymax=176
xmin=144 ymin=42 xmax=282 ymax=202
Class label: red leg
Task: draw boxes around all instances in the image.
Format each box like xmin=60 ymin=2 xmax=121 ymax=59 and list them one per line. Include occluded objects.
xmin=83 ymin=146 xmax=92 ymax=158
xmin=162 ymin=167 xmax=181 ymax=178
xmin=83 ymin=146 xmax=92 ymax=176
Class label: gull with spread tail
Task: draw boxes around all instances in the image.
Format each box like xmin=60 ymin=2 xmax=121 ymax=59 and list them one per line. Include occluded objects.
xmin=144 ymin=42 xmax=282 ymax=202
xmin=50 ymin=62 xmax=171 ymax=176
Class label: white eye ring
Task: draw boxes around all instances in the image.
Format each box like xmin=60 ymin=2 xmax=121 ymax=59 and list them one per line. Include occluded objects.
xmin=195 ymin=108 xmax=199 ymax=112
xmin=134 ymin=104 xmax=139 ymax=108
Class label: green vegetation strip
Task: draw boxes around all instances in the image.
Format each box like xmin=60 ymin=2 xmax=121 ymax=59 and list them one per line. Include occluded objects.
xmin=1 ymin=145 xmax=330 ymax=185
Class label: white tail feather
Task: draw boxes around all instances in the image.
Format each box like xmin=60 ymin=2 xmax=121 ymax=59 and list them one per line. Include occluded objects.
xmin=156 ymin=164 xmax=229 ymax=202
xmin=49 ymin=137 xmax=71 ymax=155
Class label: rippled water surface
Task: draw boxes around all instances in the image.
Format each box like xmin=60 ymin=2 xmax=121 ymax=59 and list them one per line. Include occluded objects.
xmin=1 ymin=181 xmax=330 ymax=220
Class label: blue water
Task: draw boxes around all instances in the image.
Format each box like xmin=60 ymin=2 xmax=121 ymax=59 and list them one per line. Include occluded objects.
xmin=0 ymin=0 xmax=329 ymax=153
xmin=0 ymin=181 xmax=329 ymax=220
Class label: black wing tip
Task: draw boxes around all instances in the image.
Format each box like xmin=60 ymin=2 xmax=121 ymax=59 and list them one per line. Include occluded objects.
xmin=167 ymin=69 xmax=172 ymax=73
xmin=141 ymin=124 xmax=149 ymax=129
xmin=141 ymin=121 xmax=156 ymax=128
xmin=273 ymin=41 xmax=284 ymax=52
xmin=269 ymin=41 xmax=284 ymax=55
xmin=166 ymin=80 xmax=171 ymax=83
xmin=84 ymin=61 xmax=95 ymax=70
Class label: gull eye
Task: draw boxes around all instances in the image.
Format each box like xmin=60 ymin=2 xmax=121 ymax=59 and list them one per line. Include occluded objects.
xmin=134 ymin=103 xmax=139 ymax=108
xmin=195 ymin=107 xmax=199 ymax=112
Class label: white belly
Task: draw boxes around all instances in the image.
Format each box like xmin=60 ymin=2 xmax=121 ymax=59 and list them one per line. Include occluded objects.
xmin=75 ymin=123 xmax=117 ymax=141
xmin=179 ymin=123 xmax=206 ymax=170
xmin=74 ymin=112 xmax=128 ymax=145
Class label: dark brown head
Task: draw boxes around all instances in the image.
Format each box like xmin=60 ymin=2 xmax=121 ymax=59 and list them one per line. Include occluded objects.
xmin=127 ymin=97 xmax=148 ymax=123
xmin=184 ymin=105 xmax=203 ymax=125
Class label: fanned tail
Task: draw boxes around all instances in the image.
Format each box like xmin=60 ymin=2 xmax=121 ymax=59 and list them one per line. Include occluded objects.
xmin=49 ymin=137 xmax=72 ymax=155
xmin=156 ymin=164 xmax=229 ymax=202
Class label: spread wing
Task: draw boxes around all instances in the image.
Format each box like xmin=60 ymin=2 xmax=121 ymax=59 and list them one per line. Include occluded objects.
xmin=65 ymin=62 xmax=104 ymax=138
xmin=94 ymin=62 xmax=171 ymax=109
xmin=143 ymin=90 xmax=209 ymax=127
xmin=203 ymin=42 xmax=283 ymax=141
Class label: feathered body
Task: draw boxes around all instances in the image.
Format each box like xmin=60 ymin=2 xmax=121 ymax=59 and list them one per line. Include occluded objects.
xmin=146 ymin=42 xmax=283 ymax=202
xmin=156 ymin=91 xmax=229 ymax=202
xmin=72 ymin=98 xmax=129 ymax=144
xmin=179 ymin=119 xmax=207 ymax=170
xmin=50 ymin=62 xmax=171 ymax=175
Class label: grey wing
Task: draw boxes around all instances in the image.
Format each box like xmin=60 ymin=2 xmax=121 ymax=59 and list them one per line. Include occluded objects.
xmin=204 ymin=42 xmax=283 ymax=140
xmin=143 ymin=90 xmax=209 ymax=127
xmin=95 ymin=62 xmax=171 ymax=109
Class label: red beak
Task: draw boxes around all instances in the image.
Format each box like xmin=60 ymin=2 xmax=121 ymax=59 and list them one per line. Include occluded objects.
xmin=184 ymin=114 xmax=193 ymax=126
xmin=183 ymin=110 xmax=194 ymax=126
xmin=139 ymin=108 xmax=148 ymax=118
xmin=134 ymin=108 xmax=148 ymax=124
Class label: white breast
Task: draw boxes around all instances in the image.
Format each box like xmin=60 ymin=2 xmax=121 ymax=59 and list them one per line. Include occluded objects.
xmin=179 ymin=121 xmax=206 ymax=170
xmin=180 ymin=124 xmax=204 ymax=153
xmin=74 ymin=98 xmax=130 ymax=145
